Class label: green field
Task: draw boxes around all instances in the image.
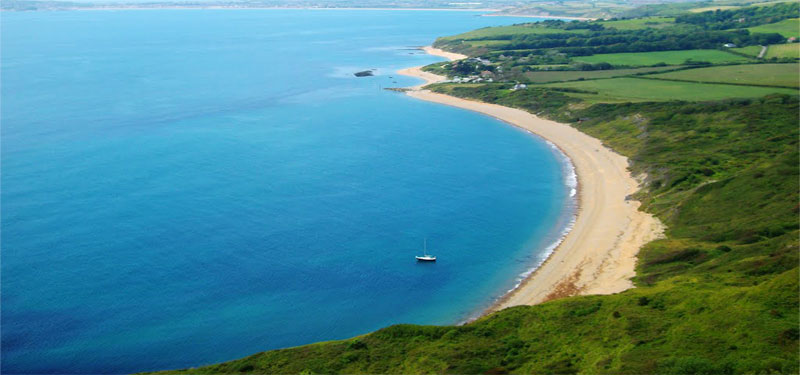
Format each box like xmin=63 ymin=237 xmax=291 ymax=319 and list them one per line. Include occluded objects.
xmin=539 ymin=77 xmax=797 ymax=102
xmin=465 ymin=40 xmax=512 ymax=48
xmin=645 ymin=63 xmax=799 ymax=87
xmin=730 ymin=45 xmax=764 ymax=56
xmin=688 ymin=5 xmax=741 ymax=12
xmin=438 ymin=24 xmax=585 ymax=42
xmin=766 ymin=43 xmax=800 ymax=58
xmin=748 ymin=18 xmax=800 ymax=38
xmin=524 ymin=66 xmax=682 ymax=83
xmin=574 ymin=49 xmax=752 ymax=66
xmin=597 ymin=17 xmax=675 ymax=30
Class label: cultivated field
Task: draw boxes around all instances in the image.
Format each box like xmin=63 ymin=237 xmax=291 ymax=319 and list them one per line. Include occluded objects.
xmin=766 ymin=43 xmax=800 ymax=58
xmin=730 ymin=45 xmax=764 ymax=57
xmin=643 ymin=63 xmax=800 ymax=87
xmin=689 ymin=5 xmax=741 ymax=12
xmin=597 ymin=17 xmax=675 ymax=30
xmin=573 ymin=49 xmax=752 ymax=66
xmin=539 ymin=77 xmax=798 ymax=102
xmin=524 ymin=66 xmax=682 ymax=83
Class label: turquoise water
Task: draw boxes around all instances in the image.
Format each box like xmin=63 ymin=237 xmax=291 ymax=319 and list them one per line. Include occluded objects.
xmin=1 ymin=10 xmax=574 ymax=373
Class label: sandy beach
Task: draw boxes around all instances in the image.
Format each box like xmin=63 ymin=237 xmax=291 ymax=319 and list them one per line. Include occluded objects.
xmin=399 ymin=47 xmax=664 ymax=312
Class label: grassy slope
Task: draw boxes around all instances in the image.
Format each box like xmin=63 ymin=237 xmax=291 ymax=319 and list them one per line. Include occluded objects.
xmin=747 ymin=18 xmax=800 ymax=38
xmin=730 ymin=45 xmax=764 ymax=56
xmin=597 ymin=17 xmax=676 ymax=30
xmin=153 ymin=94 xmax=799 ymax=375
xmin=572 ymin=50 xmax=753 ymax=66
xmin=689 ymin=5 xmax=741 ymax=12
xmin=437 ymin=25 xmax=586 ymax=42
xmin=538 ymin=77 xmax=797 ymax=102
xmin=642 ymin=63 xmax=800 ymax=88
xmin=766 ymin=43 xmax=800 ymax=58
xmin=523 ymin=66 xmax=682 ymax=83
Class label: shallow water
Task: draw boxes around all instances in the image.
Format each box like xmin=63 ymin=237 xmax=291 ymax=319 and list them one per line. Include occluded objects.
xmin=1 ymin=9 xmax=574 ymax=373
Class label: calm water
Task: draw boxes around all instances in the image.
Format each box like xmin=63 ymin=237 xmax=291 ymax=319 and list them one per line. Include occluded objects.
xmin=1 ymin=10 xmax=574 ymax=373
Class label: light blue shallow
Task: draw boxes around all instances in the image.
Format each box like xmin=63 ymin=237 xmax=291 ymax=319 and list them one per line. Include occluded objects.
xmin=1 ymin=10 xmax=573 ymax=373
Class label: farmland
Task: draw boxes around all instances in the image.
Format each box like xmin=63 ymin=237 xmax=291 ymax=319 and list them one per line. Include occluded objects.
xmin=523 ymin=66 xmax=682 ymax=83
xmin=539 ymin=77 xmax=797 ymax=102
xmin=730 ymin=45 xmax=764 ymax=56
xmin=688 ymin=5 xmax=741 ymax=12
xmin=644 ymin=63 xmax=800 ymax=88
xmin=597 ymin=17 xmax=675 ymax=30
xmin=573 ymin=49 xmax=753 ymax=66
xmin=766 ymin=43 xmax=800 ymax=58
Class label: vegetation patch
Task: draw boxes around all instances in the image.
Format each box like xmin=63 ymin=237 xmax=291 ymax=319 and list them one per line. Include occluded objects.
xmin=597 ymin=17 xmax=676 ymax=30
xmin=538 ymin=77 xmax=797 ymax=102
xmin=642 ymin=63 xmax=800 ymax=88
xmin=676 ymin=2 xmax=799 ymax=29
xmin=766 ymin=42 xmax=800 ymax=58
xmin=523 ymin=65 xmax=683 ymax=83
xmin=689 ymin=5 xmax=741 ymax=13
xmin=729 ymin=45 xmax=764 ymax=56
xmin=438 ymin=24 xmax=587 ymax=42
xmin=748 ymin=18 xmax=800 ymax=38
xmin=573 ymin=49 xmax=753 ymax=66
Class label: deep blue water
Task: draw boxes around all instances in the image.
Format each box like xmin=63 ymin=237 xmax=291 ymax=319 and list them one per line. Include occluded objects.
xmin=1 ymin=10 xmax=574 ymax=374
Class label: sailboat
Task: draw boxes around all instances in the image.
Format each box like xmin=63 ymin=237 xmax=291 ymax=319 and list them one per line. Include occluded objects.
xmin=415 ymin=239 xmax=436 ymax=262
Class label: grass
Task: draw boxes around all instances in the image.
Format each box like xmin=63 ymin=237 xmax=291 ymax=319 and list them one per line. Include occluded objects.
xmin=597 ymin=17 xmax=676 ymax=30
xmin=438 ymin=24 xmax=586 ymax=42
xmin=689 ymin=5 xmax=741 ymax=12
xmin=523 ymin=66 xmax=683 ymax=83
xmin=465 ymin=40 xmax=512 ymax=48
xmin=573 ymin=49 xmax=753 ymax=66
xmin=643 ymin=63 xmax=799 ymax=87
xmin=766 ymin=43 xmax=800 ymax=58
xmin=538 ymin=77 xmax=797 ymax=102
xmin=748 ymin=18 xmax=800 ymax=38
xmin=730 ymin=45 xmax=764 ymax=57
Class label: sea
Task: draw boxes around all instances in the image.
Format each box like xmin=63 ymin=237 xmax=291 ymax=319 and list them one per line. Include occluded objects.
xmin=1 ymin=9 xmax=575 ymax=373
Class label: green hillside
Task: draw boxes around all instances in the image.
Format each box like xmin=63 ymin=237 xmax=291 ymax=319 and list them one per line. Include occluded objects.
xmin=748 ymin=18 xmax=800 ymax=38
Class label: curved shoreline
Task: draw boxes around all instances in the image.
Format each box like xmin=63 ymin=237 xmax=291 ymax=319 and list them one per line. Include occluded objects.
xmin=399 ymin=47 xmax=664 ymax=315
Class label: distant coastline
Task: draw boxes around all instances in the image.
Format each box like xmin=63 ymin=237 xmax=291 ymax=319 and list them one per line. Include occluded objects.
xmin=1 ymin=3 xmax=502 ymax=11
xmin=399 ymin=47 xmax=664 ymax=317
xmin=1 ymin=2 xmax=595 ymax=21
